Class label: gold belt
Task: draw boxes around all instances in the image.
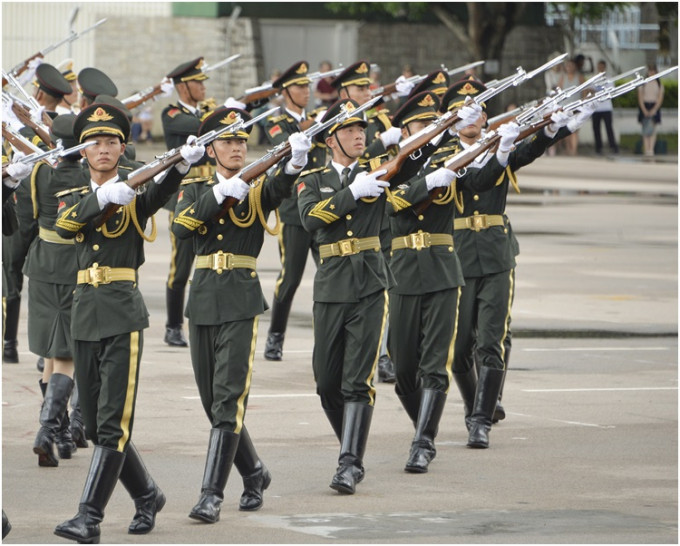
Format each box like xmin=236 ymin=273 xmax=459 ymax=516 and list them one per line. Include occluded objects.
xmin=454 ymin=214 xmax=505 ymax=232
xmin=185 ymin=164 xmax=214 ymax=180
xmin=319 ymin=236 xmax=381 ymax=259
xmin=77 ymin=263 xmax=136 ymax=287
xmin=391 ymin=232 xmax=453 ymax=251
xmin=194 ymin=251 xmax=257 ymax=274
xmin=39 ymin=226 xmax=75 ymax=245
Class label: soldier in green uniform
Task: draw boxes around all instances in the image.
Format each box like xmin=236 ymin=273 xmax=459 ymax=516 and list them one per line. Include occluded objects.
xmin=161 ymin=57 xmax=215 ymax=348
xmin=171 ymin=106 xmax=312 ymax=523
xmin=262 ymin=61 xmax=327 ymax=361
xmin=297 ymin=98 xmax=393 ymax=495
xmin=53 ymin=103 xmax=205 ymax=543
xmin=384 ymin=90 xmax=481 ymax=473
xmin=77 ymin=67 xmax=118 ymax=109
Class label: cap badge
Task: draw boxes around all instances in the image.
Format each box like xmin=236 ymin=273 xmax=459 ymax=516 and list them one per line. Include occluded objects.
xmin=87 ymin=107 xmax=114 ymax=122
xmin=296 ymin=63 xmax=308 ymax=74
xmin=433 ymin=72 xmax=447 ymax=84
xmin=196 ymin=58 xmax=205 ymax=70
xmin=357 ymin=63 xmax=369 ymax=74
xmin=220 ymin=112 xmax=240 ymax=125
xmin=343 ymin=101 xmax=356 ymax=113
xmin=459 ymin=82 xmax=479 ymax=95
xmin=418 ymin=94 xmax=436 ymax=107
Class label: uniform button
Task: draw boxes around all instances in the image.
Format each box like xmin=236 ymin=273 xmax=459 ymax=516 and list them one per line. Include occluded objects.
xmin=320 ymin=258 xmax=324 ymax=264
xmin=418 ymin=215 xmax=424 ymax=221
xmin=346 ymin=214 xmax=352 ymax=220
xmin=504 ymin=228 xmax=508 ymax=234
xmin=219 ymin=219 xmax=225 ymax=224
xmin=448 ymin=246 xmax=454 ymax=252
xmin=217 ymin=234 xmax=223 ymax=241
xmin=473 ymin=211 xmax=479 ymax=215
xmin=95 ymin=227 xmax=102 ymax=232
xmin=250 ymin=271 xmax=257 ymax=278
xmin=347 ymin=231 xmax=353 ymax=236
xmin=92 ymin=244 xmax=99 ymax=251
xmin=473 ymin=195 xmax=480 ymax=201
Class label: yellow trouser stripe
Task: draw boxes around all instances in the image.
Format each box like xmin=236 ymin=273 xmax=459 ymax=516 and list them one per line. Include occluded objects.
xmin=117 ymin=331 xmax=139 ymax=452
xmin=235 ymin=317 xmax=259 ymax=434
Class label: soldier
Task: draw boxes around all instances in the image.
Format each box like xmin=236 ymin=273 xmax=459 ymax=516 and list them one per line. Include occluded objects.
xmin=385 ymin=90 xmax=480 ymax=472
xmin=77 ymin=67 xmax=118 ymax=109
xmin=56 ymin=59 xmax=80 ymax=115
xmin=52 ymin=103 xmax=204 ymax=543
xmin=161 ymin=57 xmax=215 ymax=348
xmin=262 ymin=61 xmax=327 ymax=361
xmin=297 ymin=98 xmax=393 ymax=495
xmin=171 ymin=107 xmax=312 ymax=522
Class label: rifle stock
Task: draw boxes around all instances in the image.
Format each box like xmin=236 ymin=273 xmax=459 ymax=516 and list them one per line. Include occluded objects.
xmin=123 ymin=85 xmax=162 ymax=110
xmin=11 ymin=102 xmax=54 ymax=148
xmin=2 ymin=124 xmax=40 ymax=155
xmin=237 ymin=87 xmax=280 ymax=106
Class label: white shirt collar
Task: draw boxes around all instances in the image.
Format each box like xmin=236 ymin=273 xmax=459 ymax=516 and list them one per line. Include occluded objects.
xmin=286 ymin=107 xmax=306 ymax=123
xmin=91 ymin=174 xmax=120 ymax=191
xmin=330 ymin=160 xmax=358 ymax=178
xmin=178 ymin=99 xmax=199 ymax=116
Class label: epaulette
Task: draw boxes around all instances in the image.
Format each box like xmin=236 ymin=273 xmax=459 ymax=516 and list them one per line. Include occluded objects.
xmin=180 ymin=178 xmax=209 ymax=186
xmin=55 ymin=186 xmax=90 ymax=198
xmin=299 ymin=166 xmax=326 ymax=178
xmin=118 ymin=165 xmax=134 ymax=171
xmin=268 ymin=114 xmax=291 ymax=124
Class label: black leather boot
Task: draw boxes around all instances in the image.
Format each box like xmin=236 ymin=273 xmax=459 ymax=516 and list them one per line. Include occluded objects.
xmin=396 ymin=386 xmax=421 ymax=429
xmin=264 ymin=297 xmax=292 ymax=361
xmin=233 ymin=426 xmax=271 ymax=511
xmin=70 ymin=384 xmax=89 ymax=448
xmin=56 ymin=409 xmax=77 ymax=460
xmin=453 ymin=366 xmax=477 ymax=431
xmin=323 ymin=407 xmax=344 ymax=441
xmin=377 ymin=354 xmax=396 ymax=383
xmin=189 ymin=428 xmax=239 ymax=523
xmin=119 ymin=442 xmax=166 ymax=534
xmin=33 ymin=373 xmax=73 ymax=467
xmin=164 ymin=287 xmax=188 ymax=347
xmin=467 ymin=366 xmax=505 ymax=449
xmin=36 ymin=356 xmax=45 ymax=372
xmin=330 ymin=403 xmax=373 ymax=495
xmin=493 ymin=344 xmax=510 ymax=423
xmin=3 ymin=296 xmax=20 ymax=363
xmin=404 ymin=389 xmax=447 ymax=473
xmin=2 ymin=510 xmax=11 ymax=539
xmin=54 ymin=445 xmax=126 ymax=544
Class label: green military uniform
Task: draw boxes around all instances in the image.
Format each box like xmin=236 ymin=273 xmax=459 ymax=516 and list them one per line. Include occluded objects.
xmin=54 ymin=103 xmax=181 ymax=544
xmin=160 ymin=57 xmax=215 ymax=347
xmin=77 ymin=67 xmax=118 ymax=106
xmin=262 ymin=61 xmax=326 ymax=360
xmin=172 ymin=107 xmax=299 ymax=521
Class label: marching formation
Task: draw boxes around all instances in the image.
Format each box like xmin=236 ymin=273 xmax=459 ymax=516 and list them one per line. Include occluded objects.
xmin=2 ymin=34 xmax=674 ymax=543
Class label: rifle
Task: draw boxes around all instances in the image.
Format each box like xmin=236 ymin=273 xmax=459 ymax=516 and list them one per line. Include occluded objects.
xmin=2 ymin=123 xmax=44 ymax=156
xmin=371 ymin=60 xmax=485 ymax=98
xmin=2 ymin=93 xmax=55 ymax=148
xmin=121 ymin=54 xmax=241 ymax=110
xmin=2 ymin=19 xmax=107 ymax=88
xmin=485 ymin=53 xmax=568 ymax=89
xmin=3 ymin=70 xmax=55 ymax=129
xmin=2 ymin=140 xmax=95 ymax=178
xmin=93 ymin=107 xmax=278 ymax=228
xmin=236 ymin=66 xmax=345 ymax=106
xmin=213 ymin=95 xmax=384 ymax=221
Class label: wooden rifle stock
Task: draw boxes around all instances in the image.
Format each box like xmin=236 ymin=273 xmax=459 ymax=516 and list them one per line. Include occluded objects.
xmin=237 ymin=87 xmax=280 ymax=106
xmin=2 ymin=124 xmax=39 ymax=155
xmin=11 ymin=102 xmax=54 ymax=148
xmin=124 ymin=85 xmax=162 ymax=110
xmin=2 ymin=53 xmax=42 ymax=88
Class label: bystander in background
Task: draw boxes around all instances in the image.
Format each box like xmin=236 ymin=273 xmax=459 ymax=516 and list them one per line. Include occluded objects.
xmin=591 ymin=60 xmax=619 ymax=155
xmin=637 ymin=63 xmax=664 ymax=157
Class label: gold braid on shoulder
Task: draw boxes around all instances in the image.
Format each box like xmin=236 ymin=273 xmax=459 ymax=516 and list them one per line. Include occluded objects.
xmin=228 ymin=175 xmax=281 ymax=236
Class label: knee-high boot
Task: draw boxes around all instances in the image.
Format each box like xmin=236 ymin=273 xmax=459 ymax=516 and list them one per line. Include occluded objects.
xmin=33 ymin=373 xmax=73 ymax=467
xmin=233 ymin=425 xmax=271 ymax=511
xmin=396 ymin=386 xmax=421 ymax=429
xmin=323 ymin=407 xmax=344 ymax=441
xmin=330 ymin=403 xmax=373 ymax=495
xmin=264 ymin=297 xmax=292 ymax=361
xmin=164 ymin=287 xmax=188 ymax=347
xmin=189 ymin=428 xmax=239 ymax=523
xmin=3 ymin=296 xmax=20 ymax=363
xmin=453 ymin=366 xmax=477 ymax=431
xmin=404 ymin=389 xmax=447 ymax=473
xmin=494 ymin=344 xmax=510 ymax=423
xmin=467 ymin=366 xmax=505 ymax=449
xmin=70 ymin=383 xmax=89 ymax=448
xmin=54 ymin=445 xmax=126 ymax=544
xmin=118 ymin=442 xmax=166 ymax=534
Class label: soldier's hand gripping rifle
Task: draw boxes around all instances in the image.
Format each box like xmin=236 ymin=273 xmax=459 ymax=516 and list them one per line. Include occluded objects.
xmin=2 ymin=18 xmax=107 ymax=88
xmin=213 ymin=95 xmax=384 ymax=221
xmin=2 ymin=139 xmax=95 ymax=179
xmin=121 ymin=54 xmax=241 ymax=110
xmin=93 ymin=107 xmax=278 ymax=228
xmin=2 ymin=92 xmax=54 ymax=149
xmin=2 ymin=122 xmax=44 ymax=156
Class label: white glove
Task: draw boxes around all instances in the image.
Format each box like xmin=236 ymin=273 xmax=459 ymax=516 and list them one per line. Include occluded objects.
xmin=30 ymin=105 xmax=46 ymax=126
xmin=159 ymin=77 xmax=174 ymax=98
xmin=313 ymin=109 xmax=327 ymax=123
xmin=179 ymin=135 xmax=205 ymax=165
xmin=2 ymin=99 xmax=24 ymax=132
xmin=96 ymin=182 xmax=136 ymax=209
xmin=224 ymin=97 xmax=247 ymax=110
xmin=16 ymin=57 xmax=43 ymax=86
xmin=349 ymin=169 xmax=389 ymax=199
xmin=547 ymin=110 xmax=571 ymax=134
xmin=395 ymin=76 xmax=415 ymax=97
xmin=214 ymin=175 xmax=250 ymax=202
xmin=454 ymin=103 xmax=482 ymax=131
xmin=497 ymin=122 xmax=520 ymax=153
xmin=379 ymin=126 xmax=402 ymax=148
xmin=567 ymin=100 xmax=599 ymax=132
xmin=288 ymin=132 xmax=312 ymax=167
xmin=4 ymin=153 xmax=31 ymax=183
xmin=425 ymin=167 xmax=456 ymax=190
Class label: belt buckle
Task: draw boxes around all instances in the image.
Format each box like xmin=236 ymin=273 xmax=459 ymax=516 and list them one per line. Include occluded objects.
xmin=408 ymin=232 xmax=430 ymax=251
xmin=212 ymin=251 xmax=233 ymax=274
xmin=471 ymin=215 xmax=487 ymax=232
xmin=337 ymin=239 xmax=358 ymax=256
xmin=87 ymin=263 xmax=110 ymax=287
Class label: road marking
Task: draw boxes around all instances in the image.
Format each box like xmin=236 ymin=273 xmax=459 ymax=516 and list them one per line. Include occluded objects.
xmin=509 ymin=411 xmax=616 ymax=428
xmin=522 ymin=347 xmax=673 ymax=352
xmin=182 ymin=393 xmax=317 ymax=400
xmin=524 ymin=387 xmax=677 ymax=392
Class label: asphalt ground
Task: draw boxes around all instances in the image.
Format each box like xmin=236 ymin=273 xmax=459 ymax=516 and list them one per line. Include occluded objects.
xmin=2 ymin=148 xmax=678 ymax=544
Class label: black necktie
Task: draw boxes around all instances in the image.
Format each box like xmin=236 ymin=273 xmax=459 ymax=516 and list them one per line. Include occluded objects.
xmin=341 ymin=167 xmax=351 ymax=187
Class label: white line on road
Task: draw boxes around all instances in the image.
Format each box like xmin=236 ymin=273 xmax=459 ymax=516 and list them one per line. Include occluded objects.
xmin=522 ymin=347 xmax=673 ymax=352
xmin=524 ymin=387 xmax=677 ymax=392
xmin=508 ymin=412 xmax=616 ymax=428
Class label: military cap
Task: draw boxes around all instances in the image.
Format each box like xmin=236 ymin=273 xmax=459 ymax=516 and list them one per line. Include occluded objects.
xmin=33 ymin=63 xmax=72 ymax=98
xmin=57 ymin=58 xmax=77 ymax=82
xmin=167 ymin=57 xmax=208 ymax=83
xmin=272 ymin=61 xmax=312 ymax=89
xmin=198 ymin=107 xmax=252 ymax=140
xmin=317 ymin=98 xmax=367 ymax=142
xmin=78 ymin=68 xmax=118 ymax=102
xmin=391 ymin=91 xmax=441 ymax=128
xmin=49 ymin=114 xmax=78 ymax=149
xmin=73 ymin=103 xmax=130 ymax=143
xmin=94 ymin=94 xmax=133 ymax=121
xmin=330 ymin=61 xmax=372 ymax=89
xmin=408 ymin=70 xmax=450 ymax=98
xmin=440 ymin=77 xmax=487 ymax=112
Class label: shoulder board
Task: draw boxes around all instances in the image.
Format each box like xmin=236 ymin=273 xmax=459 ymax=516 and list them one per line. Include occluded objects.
xmin=299 ymin=166 xmax=326 ymax=178
xmin=180 ymin=178 xmax=209 ymax=186
xmin=118 ymin=165 xmax=134 ymax=171
xmin=55 ymin=186 xmax=90 ymax=198
xmin=376 ymin=112 xmax=392 ymax=129
xmin=268 ymin=114 xmax=290 ymax=124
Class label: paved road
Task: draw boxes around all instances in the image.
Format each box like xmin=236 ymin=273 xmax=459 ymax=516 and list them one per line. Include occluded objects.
xmin=2 ymin=152 xmax=677 ymax=543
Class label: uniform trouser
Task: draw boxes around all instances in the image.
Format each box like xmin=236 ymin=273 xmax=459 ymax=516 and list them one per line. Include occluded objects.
xmin=592 ymin=111 xmax=617 ymax=152
xmin=73 ymin=331 xmax=143 ymax=452
xmin=270 ymin=223 xmax=319 ymax=332
xmin=312 ymin=290 xmax=388 ymax=411
xmin=188 ymin=317 xmax=258 ymax=432
xmin=454 ymin=270 xmax=514 ymax=373
xmin=389 ymin=287 xmax=461 ymax=394
xmin=166 ymin=211 xmax=195 ymax=325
